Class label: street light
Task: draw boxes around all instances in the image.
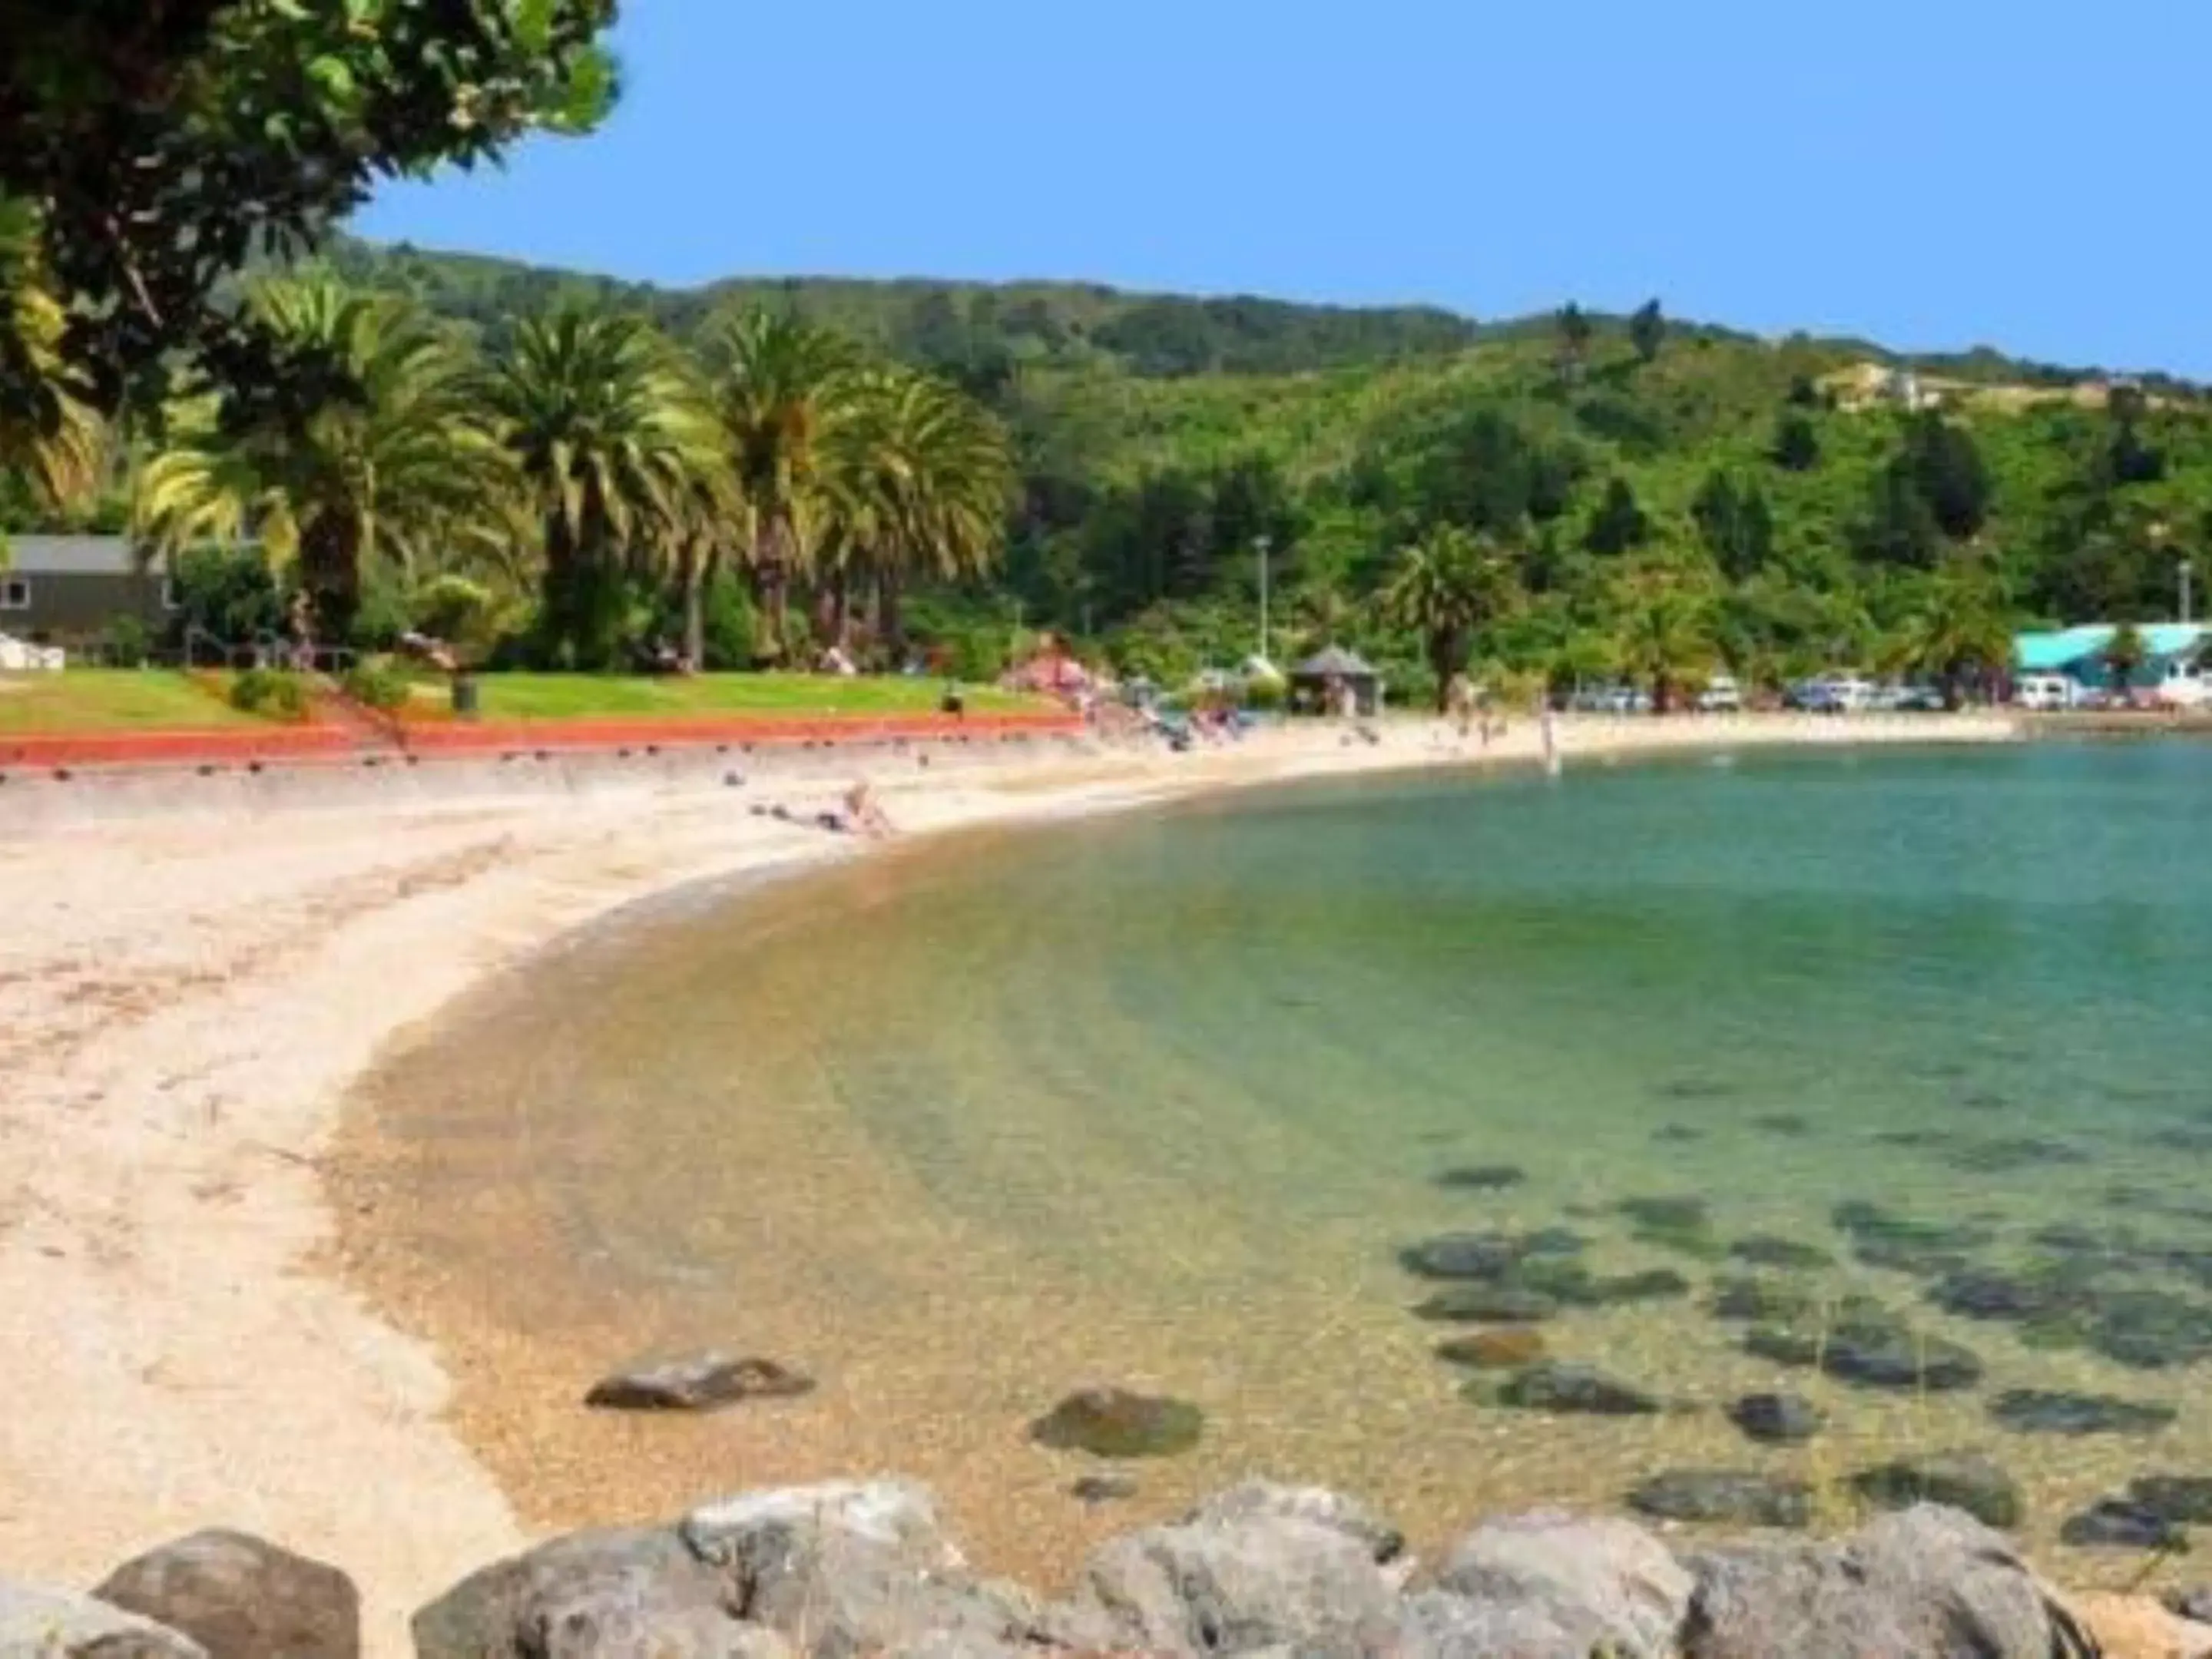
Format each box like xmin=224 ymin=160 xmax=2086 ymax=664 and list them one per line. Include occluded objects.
xmin=1255 ymin=534 xmax=1271 ymax=666
xmin=2183 ymin=558 xmax=2195 ymax=626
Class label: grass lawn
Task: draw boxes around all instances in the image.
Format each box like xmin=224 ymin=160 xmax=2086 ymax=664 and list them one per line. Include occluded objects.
xmin=419 ymin=672 xmax=1048 ymax=721
xmin=0 ymin=669 xmax=261 ymax=733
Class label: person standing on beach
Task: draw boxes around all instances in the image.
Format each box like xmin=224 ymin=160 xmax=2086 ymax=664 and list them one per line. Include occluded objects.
xmin=1540 ymin=696 xmax=1561 ymax=776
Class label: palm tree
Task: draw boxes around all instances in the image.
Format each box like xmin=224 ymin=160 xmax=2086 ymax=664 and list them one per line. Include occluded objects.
xmin=1380 ymin=524 xmax=1520 ymax=711
xmin=2103 ymin=621 xmax=2149 ymax=706
xmin=479 ymin=309 xmax=727 ymax=668
xmin=699 ymin=309 xmax=858 ymax=663
xmin=1610 ymin=555 xmax=1718 ymax=714
xmin=0 ymin=198 xmax=103 ymax=516
xmin=135 ymin=275 xmax=498 ymax=642
xmin=820 ymin=366 xmax=1014 ymax=651
xmin=1895 ymin=561 xmax=2017 ymax=709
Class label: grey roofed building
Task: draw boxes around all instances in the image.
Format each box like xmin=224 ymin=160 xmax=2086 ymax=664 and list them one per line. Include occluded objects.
xmin=1290 ymin=644 xmax=1385 ymax=715
xmin=1 ymin=535 xmax=174 ymax=643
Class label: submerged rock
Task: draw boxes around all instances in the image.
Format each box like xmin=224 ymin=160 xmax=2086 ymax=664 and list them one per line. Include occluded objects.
xmin=1743 ymin=1303 xmax=1983 ymax=1392
xmin=1435 ymin=1327 xmax=1547 ymax=1369
xmin=1657 ymin=1078 xmax=1739 ymax=1102
xmin=1619 ymin=1196 xmax=1727 ymax=1260
xmin=1492 ymin=1362 xmax=1661 ymax=1416
xmin=2060 ymin=1498 xmax=2188 ymax=1551
xmin=1029 ymin=1387 xmax=1204 ymax=1458
xmin=1939 ymin=1135 xmax=2091 ymax=1174
xmin=2131 ymin=1475 xmax=2212 ymax=1524
xmin=1626 ymin=1470 xmax=1811 ymax=1529
xmin=1434 ymin=1164 xmax=1527 ymax=1190
xmin=1653 ymin=1122 xmax=1705 ymax=1143
xmin=1830 ymin=1200 xmax=1992 ymax=1255
xmin=1727 ymin=1234 xmax=1836 ymax=1270
xmin=93 ymin=1531 xmax=358 ymax=1659
xmin=1399 ymin=1228 xmax=1585 ymax=1281
xmin=1989 ymin=1388 xmax=2177 ymax=1436
xmin=1725 ymin=1392 xmax=1823 ymax=1445
xmin=584 ymin=1353 xmax=814 ymax=1412
xmin=1848 ymin=1452 xmax=2022 ymax=1529
xmin=2089 ymin=1289 xmax=2212 ymax=1370
xmin=1927 ymin=1263 xmax=2102 ymax=1324
xmin=1750 ymin=1113 xmax=1813 ymax=1137
xmin=1708 ymin=1277 xmax=1818 ymax=1323
xmin=1412 ymin=1284 xmax=1560 ymax=1323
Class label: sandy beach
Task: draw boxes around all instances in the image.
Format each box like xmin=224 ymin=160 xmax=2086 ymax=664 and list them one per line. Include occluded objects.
xmin=0 ymin=710 xmax=2016 ymax=1654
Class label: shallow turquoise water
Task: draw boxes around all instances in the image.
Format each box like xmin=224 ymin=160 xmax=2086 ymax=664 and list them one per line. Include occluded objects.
xmin=368 ymin=738 xmax=2212 ymax=1571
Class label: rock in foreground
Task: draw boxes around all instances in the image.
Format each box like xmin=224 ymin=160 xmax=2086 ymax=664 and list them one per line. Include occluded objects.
xmin=1431 ymin=1512 xmax=1691 ymax=1657
xmin=1681 ymin=1506 xmax=2088 ymax=1658
xmin=92 ymin=1530 xmax=359 ymax=1659
xmin=584 ymin=1353 xmax=814 ymax=1412
xmin=1028 ymin=1386 xmax=1204 ymax=1458
xmin=0 ymin=1581 xmax=207 ymax=1659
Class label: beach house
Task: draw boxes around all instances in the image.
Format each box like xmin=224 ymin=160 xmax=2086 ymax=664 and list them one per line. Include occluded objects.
xmin=2013 ymin=622 xmax=2207 ymax=698
xmin=0 ymin=535 xmax=173 ymax=643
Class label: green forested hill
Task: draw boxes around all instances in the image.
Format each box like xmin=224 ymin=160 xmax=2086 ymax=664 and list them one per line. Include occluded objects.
xmin=102 ymin=234 xmax=2212 ymax=694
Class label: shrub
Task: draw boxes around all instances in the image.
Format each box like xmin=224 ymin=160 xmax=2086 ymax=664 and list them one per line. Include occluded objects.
xmin=103 ymin=614 xmax=151 ymax=668
xmin=167 ymin=546 xmax=283 ymax=645
xmin=229 ymin=667 xmax=309 ymax=720
xmin=949 ymin=626 xmax=1008 ymax=685
xmin=341 ymin=659 xmax=412 ymax=711
xmin=409 ymin=574 xmax=500 ymax=656
xmin=1241 ymin=673 xmax=1287 ymax=711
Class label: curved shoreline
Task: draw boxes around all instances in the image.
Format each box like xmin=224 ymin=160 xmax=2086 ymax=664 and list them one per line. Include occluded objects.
xmin=0 ymin=711 xmax=2016 ymax=1656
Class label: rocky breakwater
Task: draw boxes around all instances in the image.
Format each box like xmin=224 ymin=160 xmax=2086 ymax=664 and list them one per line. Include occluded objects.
xmin=18 ymin=1482 xmax=2212 ymax=1658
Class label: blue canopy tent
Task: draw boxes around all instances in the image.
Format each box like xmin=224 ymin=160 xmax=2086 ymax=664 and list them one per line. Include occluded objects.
xmin=2014 ymin=623 xmax=2206 ymax=691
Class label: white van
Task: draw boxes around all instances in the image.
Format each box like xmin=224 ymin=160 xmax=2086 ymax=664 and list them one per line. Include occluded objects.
xmin=2154 ymin=659 xmax=2211 ymax=710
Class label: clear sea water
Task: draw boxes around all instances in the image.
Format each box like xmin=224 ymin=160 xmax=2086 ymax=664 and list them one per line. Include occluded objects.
xmin=356 ymin=739 xmax=2212 ymax=1580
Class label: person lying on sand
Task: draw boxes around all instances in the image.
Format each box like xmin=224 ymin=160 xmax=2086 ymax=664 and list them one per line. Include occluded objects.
xmin=843 ymin=780 xmax=896 ymax=839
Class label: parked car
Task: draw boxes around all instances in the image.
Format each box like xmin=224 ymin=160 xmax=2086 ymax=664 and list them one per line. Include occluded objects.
xmin=1792 ymin=676 xmax=1877 ymax=714
xmin=2014 ymin=674 xmax=2080 ymax=712
xmin=1696 ymin=674 xmax=1743 ymax=713
xmin=1571 ymin=684 xmax=1648 ymax=714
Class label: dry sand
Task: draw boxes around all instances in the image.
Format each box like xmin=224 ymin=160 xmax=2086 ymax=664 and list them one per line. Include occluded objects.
xmin=0 ymin=710 xmax=2014 ymax=1653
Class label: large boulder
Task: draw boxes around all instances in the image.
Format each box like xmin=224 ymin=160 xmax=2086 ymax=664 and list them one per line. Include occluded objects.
xmin=412 ymin=1527 xmax=759 ymax=1659
xmin=1071 ymin=1508 xmax=1399 ymax=1657
xmin=1185 ymin=1481 xmax=1406 ymax=1565
xmin=1678 ymin=1504 xmax=2088 ymax=1658
xmin=0 ymin=1580 xmax=207 ymax=1659
xmin=2067 ymin=1592 xmax=2212 ymax=1659
xmin=1427 ymin=1512 xmax=1691 ymax=1657
xmin=92 ymin=1530 xmax=358 ymax=1659
xmin=680 ymin=1480 xmax=1061 ymax=1657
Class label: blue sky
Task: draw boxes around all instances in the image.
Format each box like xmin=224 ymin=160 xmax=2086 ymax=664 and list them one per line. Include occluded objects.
xmin=359 ymin=0 xmax=2212 ymax=376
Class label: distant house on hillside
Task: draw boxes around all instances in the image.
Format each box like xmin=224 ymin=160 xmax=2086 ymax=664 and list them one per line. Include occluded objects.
xmin=0 ymin=536 xmax=173 ymax=644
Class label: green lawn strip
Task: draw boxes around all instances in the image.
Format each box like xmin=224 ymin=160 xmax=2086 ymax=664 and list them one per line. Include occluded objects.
xmin=410 ymin=672 xmax=1048 ymax=722
xmin=0 ymin=669 xmax=268 ymax=733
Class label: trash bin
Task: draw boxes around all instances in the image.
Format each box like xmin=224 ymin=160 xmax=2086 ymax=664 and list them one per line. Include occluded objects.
xmin=451 ymin=674 xmax=480 ymax=719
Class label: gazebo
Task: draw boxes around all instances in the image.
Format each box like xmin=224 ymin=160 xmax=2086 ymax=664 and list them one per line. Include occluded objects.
xmin=1290 ymin=646 xmax=1383 ymax=717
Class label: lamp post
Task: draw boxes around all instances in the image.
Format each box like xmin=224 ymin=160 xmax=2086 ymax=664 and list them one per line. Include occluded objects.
xmin=1255 ymin=534 xmax=1271 ymax=666
xmin=2184 ymin=558 xmax=2195 ymax=626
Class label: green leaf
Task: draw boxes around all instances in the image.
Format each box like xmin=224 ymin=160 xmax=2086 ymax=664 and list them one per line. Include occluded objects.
xmin=307 ymin=55 xmax=357 ymax=101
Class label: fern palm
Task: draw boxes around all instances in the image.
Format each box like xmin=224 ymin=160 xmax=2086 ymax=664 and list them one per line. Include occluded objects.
xmin=479 ymin=309 xmax=728 ymax=667
xmin=821 ymin=366 xmax=1014 ymax=647
xmin=700 ymin=309 xmax=859 ymax=661
xmin=134 ymin=274 xmax=498 ymax=639
xmin=1380 ymin=524 xmax=1520 ymax=710
xmin=0 ymin=197 xmax=104 ymax=518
